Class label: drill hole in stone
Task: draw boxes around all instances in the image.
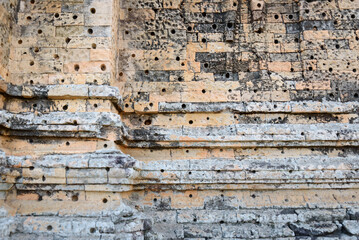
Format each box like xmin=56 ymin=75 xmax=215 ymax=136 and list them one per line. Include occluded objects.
xmin=73 ymin=15 xmax=78 ymax=20
xmin=189 ymin=194 xmax=193 ymax=198
xmin=202 ymin=38 xmax=207 ymax=43
xmin=92 ymin=43 xmax=97 ymax=49
xmin=102 ymin=198 xmax=108 ymax=203
xmin=274 ymin=14 xmax=279 ymax=19
xmin=257 ymin=3 xmax=261 ymax=8
xmin=66 ymin=141 xmax=70 ymax=146
xmin=65 ymin=37 xmax=71 ymax=44
xmin=42 ymin=175 xmax=46 ymax=181
xmin=187 ymin=26 xmax=192 ymax=31
xmin=144 ymin=119 xmax=152 ymax=125
xmin=34 ymin=47 xmax=39 ymax=53
xmin=27 ymin=16 xmax=32 ymax=21
xmin=189 ymin=120 xmax=193 ymax=124
xmin=104 ymin=144 xmax=108 ymax=148
xmin=94 ymin=104 xmax=98 ymax=108
xmin=18 ymin=39 xmax=22 ymax=44
xmin=171 ymin=29 xmax=176 ymax=34
xmin=274 ymin=39 xmax=279 ymax=44
xmin=90 ymin=8 xmax=96 ymax=14
xmin=204 ymin=63 xmax=209 ymax=68
xmin=227 ymin=22 xmax=233 ymax=28
xmin=162 ymin=88 xmax=166 ymax=92
xmin=153 ymin=198 xmax=157 ymax=202
xmin=90 ymin=228 xmax=96 ymax=233
xmin=88 ymin=28 xmax=93 ymax=34
xmin=30 ymin=61 xmax=34 ymax=66
xmin=176 ymin=56 xmax=180 ymax=61
xmin=63 ymin=105 xmax=68 ymax=111
xmin=155 ymin=57 xmax=159 ymax=61
xmin=225 ymin=73 xmax=230 ymax=78
xmin=72 ymin=195 xmax=78 ymax=201
xmin=145 ymin=70 xmax=149 ymax=75
xmin=182 ymin=104 xmax=186 ymax=109
xmin=47 ymin=225 xmax=52 ymax=231
xmin=202 ymin=89 xmax=206 ymax=93
xmin=30 ymin=0 xmax=35 ymax=3
xmin=55 ymin=13 xmax=59 ymax=18
xmin=74 ymin=64 xmax=80 ymax=71
xmin=54 ymin=54 xmax=59 ymax=59
xmin=149 ymin=102 xmax=153 ymax=107
xmin=101 ymin=64 xmax=106 ymax=71
xmin=160 ymin=169 xmax=164 ymax=173
xmin=30 ymin=80 xmax=34 ymax=84
xmin=30 ymin=166 xmax=34 ymax=170
xmin=37 ymin=29 xmax=42 ymax=34
xmin=212 ymin=24 xmax=217 ymax=29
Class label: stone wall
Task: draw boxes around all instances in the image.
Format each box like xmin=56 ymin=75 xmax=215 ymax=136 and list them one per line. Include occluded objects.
xmin=2 ymin=0 xmax=359 ymax=239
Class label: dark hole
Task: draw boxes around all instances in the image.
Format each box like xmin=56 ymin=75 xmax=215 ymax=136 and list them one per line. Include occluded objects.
xmin=202 ymin=12 xmax=206 ymax=17
xmin=160 ymin=169 xmax=164 ymax=172
xmin=30 ymin=61 xmax=34 ymax=66
xmin=212 ymin=24 xmax=217 ymax=29
xmin=202 ymin=89 xmax=206 ymax=93
xmin=102 ymin=198 xmax=108 ymax=203
xmin=65 ymin=37 xmax=71 ymax=44
xmin=74 ymin=64 xmax=80 ymax=71
xmin=94 ymin=104 xmax=98 ymax=108
xmin=47 ymin=225 xmax=52 ymax=231
xmin=144 ymin=119 xmax=152 ymax=125
xmin=42 ymin=175 xmax=46 ymax=181
xmin=274 ymin=14 xmax=279 ymax=19
xmin=88 ymin=29 xmax=93 ymax=34
xmin=202 ymin=38 xmax=207 ymax=43
xmin=251 ymin=194 xmax=256 ymax=198
xmin=101 ymin=64 xmax=106 ymax=71
xmin=189 ymin=194 xmax=193 ymax=198
xmin=189 ymin=120 xmax=193 ymax=124
xmin=187 ymin=26 xmax=192 ymax=31
xmin=227 ymin=22 xmax=233 ymax=28
xmin=149 ymin=102 xmax=153 ymax=107
xmin=30 ymin=166 xmax=34 ymax=170
xmin=90 ymin=8 xmax=96 ymax=14
xmin=155 ymin=57 xmax=159 ymax=61
xmin=288 ymin=14 xmax=293 ymax=19
xmin=38 ymin=29 xmax=42 ymax=34
xmin=182 ymin=104 xmax=186 ymax=109
xmin=55 ymin=13 xmax=59 ymax=18
xmin=274 ymin=39 xmax=279 ymax=44
xmin=162 ymin=88 xmax=166 ymax=92
xmin=72 ymin=195 xmax=78 ymax=201
xmin=225 ymin=73 xmax=230 ymax=78
xmin=73 ymin=15 xmax=78 ymax=20
xmin=125 ymin=103 xmax=129 ymax=108
xmin=66 ymin=141 xmax=70 ymax=146
xmin=90 ymin=228 xmax=96 ymax=233
xmin=104 ymin=144 xmax=108 ymax=148
xmin=176 ymin=56 xmax=180 ymax=61
xmin=153 ymin=198 xmax=157 ymax=202
xmin=171 ymin=29 xmax=176 ymax=34
xmin=204 ymin=63 xmax=209 ymax=68
xmin=257 ymin=3 xmax=261 ymax=7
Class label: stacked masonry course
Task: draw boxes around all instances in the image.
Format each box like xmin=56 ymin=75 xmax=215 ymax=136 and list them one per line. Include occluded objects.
xmin=2 ymin=0 xmax=359 ymax=239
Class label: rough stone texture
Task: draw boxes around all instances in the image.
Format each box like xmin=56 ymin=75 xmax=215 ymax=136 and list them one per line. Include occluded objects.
xmin=2 ymin=0 xmax=359 ymax=239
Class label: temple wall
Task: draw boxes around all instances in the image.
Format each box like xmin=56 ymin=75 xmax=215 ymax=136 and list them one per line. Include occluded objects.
xmin=1 ymin=0 xmax=359 ymax=239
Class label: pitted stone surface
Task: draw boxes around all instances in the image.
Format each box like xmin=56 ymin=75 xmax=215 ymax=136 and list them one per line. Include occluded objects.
xmin=2 ymin=0 xmax=359 ymax=239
